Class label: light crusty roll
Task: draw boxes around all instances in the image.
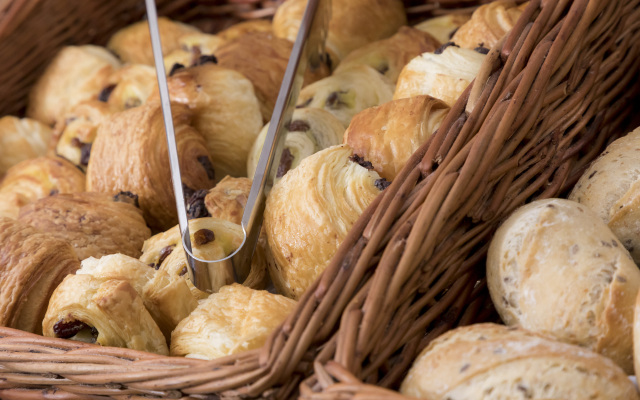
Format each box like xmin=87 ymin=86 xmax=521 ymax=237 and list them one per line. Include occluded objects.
xmin=414 ymin=13 xmax=472 ymax=44
xmin=107 ymin=17 xmax=199 ymax=66
xmin=394 ymin=44 xmax=487 ymax=106
xmin=334 ymin=26 xmax=441 ymax=84
xmin=155 ymin=63 xmax=263 ymax=178
xmin=0 ymin=218 xmax=80 ymax=334
xmin=344 ymin=95 xmax=449 ymax=180
xmin=296 ymin=65 xmax=394 ymax=128
xmin=273 ymin=0 xmax=407 ymax=62
xmin=0 ymin=116 xmax=52 ymax=176
xmin=569 ymin=127 xmax=640 ymax=264
xmin=170 ymin=283 xmax=296 ymax=359
xmin=247 ymin=108 xmax=345 ymax=180
xmin=487 ymin=198 xmax=640 ymax=373
xmin=451 ymin=1 xmax=526 ymax=49
xmin=0 ymin=156 xmax=85 ymax=219
xmin=18 ymin=192 xmax=151 ymax=261
xmin=27 ymin=45 xmax=121 ymax=125
xmin=86 ymin=102 xmax=215 ymax=231
xmin=400 ymin=323 xmax=638 ymax=400
xmin=104 ymin=64 xmax=157 ymax=111
xmin=264 ymin=145 xmax=383 ymax=299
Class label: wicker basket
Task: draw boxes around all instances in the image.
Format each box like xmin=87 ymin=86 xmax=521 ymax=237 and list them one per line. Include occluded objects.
xmin=1 ymin=0 xmax=639 ymax=399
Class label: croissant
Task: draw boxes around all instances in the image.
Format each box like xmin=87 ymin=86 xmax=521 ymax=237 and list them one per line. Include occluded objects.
xmin=451 ymin=1 xmax=527 ymax=49
xmin=153 ymin=63 xmax=263 ymax=178
xmin=247 ymin=108 xmax=345 ymax=180
xmin=394 ymin=44 xmax=487 ymax=106
xmin=0 ymin=116 xmax=52 ymax=176
xmin=170 ymin=283 xmax=296 ymax=359
xmin=344 ymin=95 xmax=449 ymax=180
xmin=0 ymin=218 xmax=79 ymax=334
xmin=18 ymin=192 xmax=151 ymax=261
xmin=264 ymin=145 xmax=383 ymax=299
xmin=334 ymin=26 xmax=441 ymax=84
xmin=414 ymin=13 xmax=472 ymax=45
xmin=107 ymin=17 xmax=199 ymax=66
xmin=0 ymin=156 xmax=85 ymax=219
xmin=27 ymin=45 xmax=121 ymax=125
xmin=105 ymin=64 xmax=157 ymax=111
xmin=296 ymin=64 xmax=394 ymax=128
xmin=86 ymin=101 xmax=215 ymax=231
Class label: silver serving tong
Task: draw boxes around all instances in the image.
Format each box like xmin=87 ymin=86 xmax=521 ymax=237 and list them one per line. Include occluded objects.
xmin=145 ymin=0 xmax=330 ymax=293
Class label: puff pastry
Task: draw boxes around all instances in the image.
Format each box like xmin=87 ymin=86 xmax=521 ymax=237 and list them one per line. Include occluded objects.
xmin=344 ymin=95 xmax=449 ymax=180
xmin=153 ymin=64 xmax=263 ymax=178
xmin=401 ymin=323 xmax=638 ymax=400
xmin=394 ymin=45 xmax=487 ymax=106
xmin=27 ymin=45 xmax=121 ymax=125
xmin=296 ymin=64 xmax=394 ymax=128
xmin=0 ymin=218 xmax=79 ymax=334
xmin=86 ymin=101 xmax=215 ymax=231
xmin=107 ymin=17 xmax=200 ymax=66
xmin=334 ymin=26 xmax=441 ymax=84
xmin=18 ymin=192 xmax=151 ymax=261
xmin=215 ymin=32 xmax=329 ymax=121
xmin=170 ymin=283 xmax=296 ymax=359
xmin=273 ymin=0 xmax=407 ymax=62
xmin=248 ymin=108 xmax=344 ymax=180
xmin=105 ymin=64 xmax=157 ymax=111
xmin=414 ymin=13 xmax=472 ymax=45
xmin=0 ymin=116 xmax=52 ymax=177
xmin=487 ymin=198 xmax=640 ymax=373
xmin=264 ymin=145 xmax=382 ymax=299
xmin=451 ymin=1 xmax=526 ymax=49
xmin=0 ymin=156 xmax=85 ymax=219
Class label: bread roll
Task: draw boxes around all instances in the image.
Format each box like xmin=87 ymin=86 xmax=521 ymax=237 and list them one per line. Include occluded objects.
xmin=0 ymin=116 xmax=52 ymax=176
xmin=105 ymin=64 xmax=157 ymax=111
xmin=344 ymin=95 xmax=449 ymax=180
xmin=264 ymin=145 xmax=383 ymax=299
xmin=0 ymin=218 xmax=79 ymax=334
xmin=27 ymin=45 xmax=121 ymax=125
xmin=296 ymin=65 xmax=394 ymax=128
xmin=0 ymin=156 xmax=85 ymax=219
xmin=247 ymin=108 xmax=345 ymax=180
xmin=451 ymin=1 xmax=526 ymax=49
xmin=569 ymin=126 xmax=640 ymax=264
xmin=334 ymin=26 xmax=441 ymax=84
xmin=394 ymin=45 xmax=486 ymax=106
xmin=400 ymin=323 xmax=638 ymax=400
xmin=414 ymin=13 xmax=472 ymax=44
xmin=170 ymin=283 xmax=296 ymax=359
xmin=86 ymin=101 xmax=215 ymax=231
xmin=487 ymin=198 xmax=640 ymax=373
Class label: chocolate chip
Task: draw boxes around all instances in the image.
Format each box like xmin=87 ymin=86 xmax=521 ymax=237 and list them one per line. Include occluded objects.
xmin=70 ymin=138 xmax=83 ymax=148
xmin=588 ymin=170 xmax=597 ymax=179
xmin=349 ymin=154 xmax=374 ymax=170
xmin=53 ymin=319 xmax=97 ymax=341
xmin=325 ymin=91 xmax=348 ymax=109
xmin=169 ymin=63 xmax=185 ymax=77
xmin=287 ymin=120 xmax=311 ymax=132
xmin=182 ymin=183 xmax=196 ymax=200
xmin=98 ymin=84 xmax=117 ymax=102
xmin=196 ymin=54 xmax=218 ymax=65
xmin=186 ymin=189 xmax=211 ymax=219
xmin=276 ymin=148 xmax=294 ymax=178
xmin=323 ymin=53 xmax=333 ymax=70
xmin=113 ymin=191 xmax=139 ymax=208
xmin=49 ymin=189 xmax=59 ymax=196
xmin=449 ymin=27 xmax=459 ymax=39
xmin=474 ymin=46 xmax=490 ymax=54
xmin=148 ymin=263 xmax=157 ymax=269
xmin=80 ymin=143 xmax=92 ymax=167
xmin=194 ymin=229 xmax=215 ymax=246
xmin=296 ymin=97 xmax=313 ymax=108
xmin=374 ymin=178 xmax=391 ymax=191
xmin=434 ymin=41 xmax=459 ymax=55
xmin=197 ymin=155 xmax=215 ymax=180
xmin=157 ymin=245 xmax=175 ymax=266
xmin=179 ymin=266 xmax=188 ymax=276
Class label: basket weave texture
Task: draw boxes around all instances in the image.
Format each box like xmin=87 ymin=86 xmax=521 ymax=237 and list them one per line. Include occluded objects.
xmin=1 ymin=0 xmax=640 ymax=399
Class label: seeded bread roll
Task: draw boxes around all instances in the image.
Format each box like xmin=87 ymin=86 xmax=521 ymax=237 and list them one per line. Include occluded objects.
xmin=414 ymin=14 xmax=472 ymax=44
xmin=344 ymin=95 xmax=449 ymax=180
xmin=487 ymin=198 xmax=640 ymax=373
xmin=0 ymin=116 xmax=52 ymax=176
xmin=170 ymin=283 xmax=296 ymax=359
xmin=264 ymin=145 xmax=383 ymax=299
xmin=86 ymin=102 xmax=215 ymax=231
xmin=569 ymin=127 xmax=640 ymax=264
xmin=0 ymin=156 xmax=85 ymax=219
xmin=27 ymin=45 xmax=121 ymax=125
xmin=394 ymin=45 xmax=486 ymax=106
xmin=401 ymin=323 xmax=639 ymax=400
xmin=0 ymin=218 xmax=80 ymax=334
xmin=451 ymin=1 xmax=527 ymax=49
xmin=104 ymin=64 xmax=157 ymax=111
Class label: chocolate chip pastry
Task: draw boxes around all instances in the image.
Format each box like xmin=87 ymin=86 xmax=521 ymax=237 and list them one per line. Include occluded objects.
xmin=0 ymin=116 xmax=52 ymax=176
xmin=103 ymin=64 xmax=158 ymax=112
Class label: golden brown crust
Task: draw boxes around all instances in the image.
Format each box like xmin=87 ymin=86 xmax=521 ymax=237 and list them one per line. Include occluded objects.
xmin=344 ymin=95 xmax=449 ymax=180
xmin=86 ymin=102 xmax=215 ymax=231
xmin=18 ymin=192 xmax=151 ymax=261
xmin=0 ymin=116 xmax=52 ymax=176
xmin=170 ymin=283 xmax=296 ymax=359
xmin=414 ymin=13 xmax=472 ymax=44
xmin=401 ymin=323 xmax=638 ymax=400
xmin=335 ymin=26 xmax=441 ymax=83
xmin=451 ymin=1 xmax=526 ymax=49
xmin=0 ymin=156 xmax=85 ymax=220
xmin=0 ymin=218 xmax=79 ymax=334
xmin=27 ymin=45 xmax=121 ymax=125
xmin=217 ymin=19 xmax=273 ymax=41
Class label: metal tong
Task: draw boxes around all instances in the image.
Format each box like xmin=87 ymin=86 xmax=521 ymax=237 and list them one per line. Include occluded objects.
xmin=145 ymin=0 xmax=330 ymax=293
